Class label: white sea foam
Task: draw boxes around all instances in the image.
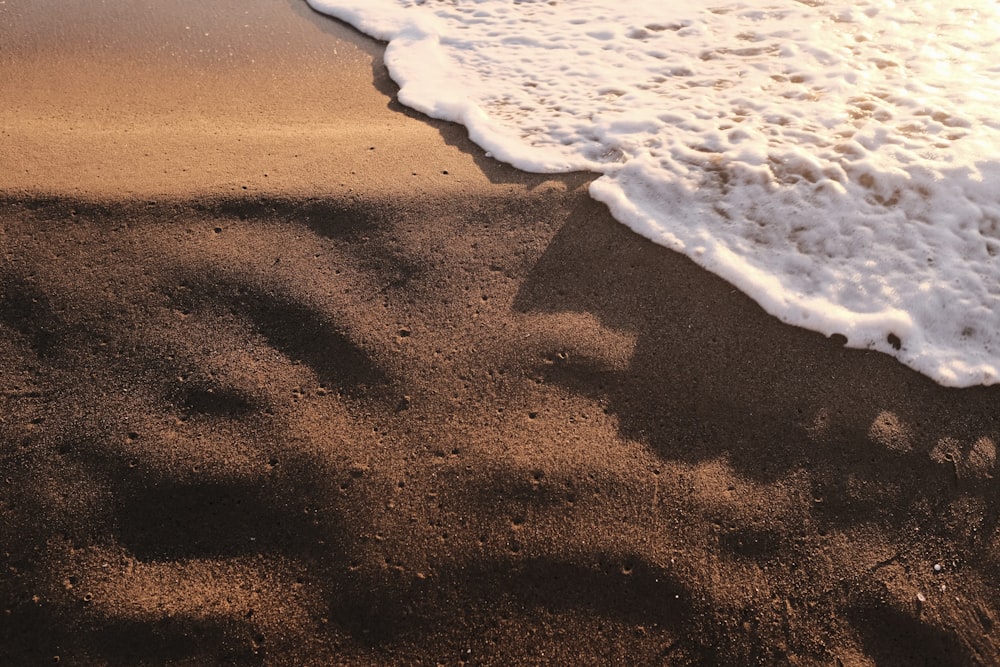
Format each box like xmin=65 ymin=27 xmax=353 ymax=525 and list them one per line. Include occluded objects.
xmin=307 ymin=0 xmax=1000 ymax=387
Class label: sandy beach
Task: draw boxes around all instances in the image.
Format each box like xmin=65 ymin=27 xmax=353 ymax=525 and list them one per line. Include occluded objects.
xmin=3 ymin=1 xmax=1000 ymax=664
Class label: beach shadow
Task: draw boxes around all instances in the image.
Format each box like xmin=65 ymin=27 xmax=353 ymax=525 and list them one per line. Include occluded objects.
xmin=1 ymin=196 xmax=718 ymax=664
xmin=513 ymin=198 xmax=1000 ymax=507
xmin=0 ymin=275 xmax=69 ymax=359
xmin=321 ymin=555 xmax=694 ymax=654
xmin=0 ymin=586 xmax=265 ymax=666
xmin=206 ymin=195 xmax=379 ymax=239
xmin=513 ymin=198 xmax=1000 ymax=659
xmin=164 ymin=268 xmax=391 ymax=398
xmin=7 ymin=194 xmax=1000 ymax=663
xmin=847 ymin=593 xmax=975 ymax=667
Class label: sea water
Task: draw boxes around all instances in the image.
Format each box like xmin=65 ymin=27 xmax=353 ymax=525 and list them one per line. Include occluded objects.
xmin=307 ymin=0 xmax=1000 ymax=387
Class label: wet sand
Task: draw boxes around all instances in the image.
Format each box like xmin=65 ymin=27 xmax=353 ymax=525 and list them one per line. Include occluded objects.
xmin=2 ymin=1 xmax=1000 ymax=665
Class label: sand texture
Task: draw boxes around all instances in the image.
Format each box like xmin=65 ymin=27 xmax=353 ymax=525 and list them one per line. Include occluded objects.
xmin=3 ymin=1 xmax=1000 ymax=665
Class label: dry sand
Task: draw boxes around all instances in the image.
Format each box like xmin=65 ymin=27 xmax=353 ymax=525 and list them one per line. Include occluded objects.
xmin=3 ymin=1 xmax=1000 ymax=665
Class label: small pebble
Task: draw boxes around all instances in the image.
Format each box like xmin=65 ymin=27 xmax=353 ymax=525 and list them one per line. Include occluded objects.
xmin=934 ymin=563 xmax=943 ymax=573
xmin=916 ymin=592 xmax=927 ymax=603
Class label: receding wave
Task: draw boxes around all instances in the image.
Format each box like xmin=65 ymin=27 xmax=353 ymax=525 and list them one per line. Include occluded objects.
xmin=308 ymin=0 xmax=1000 ymax=387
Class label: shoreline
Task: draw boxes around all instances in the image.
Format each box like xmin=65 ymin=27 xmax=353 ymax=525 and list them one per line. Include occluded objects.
xmin=3 ymin=1 xmax=1000 ymax=664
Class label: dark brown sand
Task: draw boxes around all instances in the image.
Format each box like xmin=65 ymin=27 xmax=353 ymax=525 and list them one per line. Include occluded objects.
xmin=3 ymin=2 xmax=1000 ymax=665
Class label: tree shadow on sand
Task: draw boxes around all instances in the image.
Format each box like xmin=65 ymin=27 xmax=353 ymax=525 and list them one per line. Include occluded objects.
xmin=1 ymin=197 xmax=705 ymax=666
xmin=513 ymin=199 xmax=1000 ymax=664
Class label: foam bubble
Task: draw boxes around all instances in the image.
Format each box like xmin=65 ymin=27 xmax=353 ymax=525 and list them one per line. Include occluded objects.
xmin=308 ymin=0 xmax=1000 ymax=386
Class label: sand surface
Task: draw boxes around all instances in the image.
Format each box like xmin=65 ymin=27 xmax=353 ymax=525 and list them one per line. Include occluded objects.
xmin=3 ymin=1 xmax=1000 ymax=665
